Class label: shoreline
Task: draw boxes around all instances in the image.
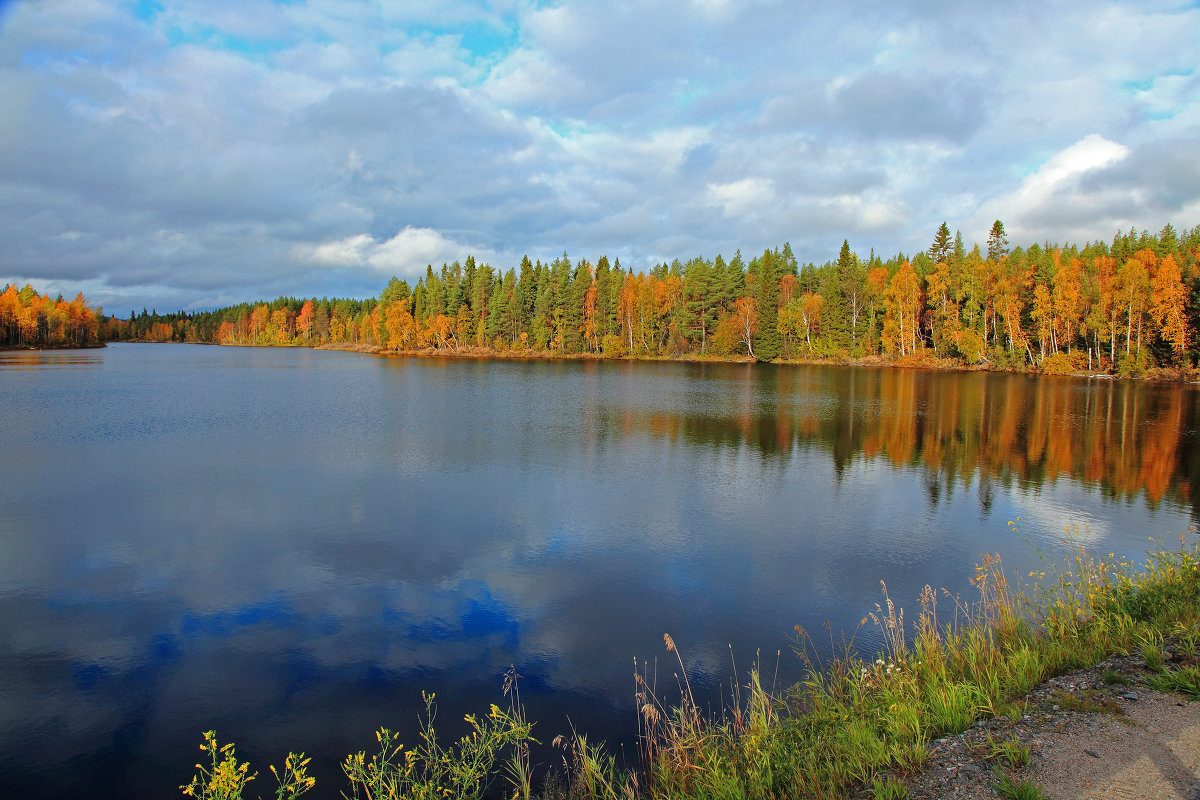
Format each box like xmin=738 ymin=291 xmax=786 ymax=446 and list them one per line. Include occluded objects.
xmin=308 ymin=341 xmax=1197 ymax=382
xmin=0 ymin=342 xmax=107 ymax=351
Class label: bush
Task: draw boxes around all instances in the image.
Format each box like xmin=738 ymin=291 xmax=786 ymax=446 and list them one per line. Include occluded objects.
xmin=1038 ymin=352 xmax=1076 ymax=375
xmin=951 ymin=329 xmax=986 ymax=364
xmin=601 ymin=334 xmax=626 ymax=357
xmin=1117 ymin=351 xmax=1147 ymax=379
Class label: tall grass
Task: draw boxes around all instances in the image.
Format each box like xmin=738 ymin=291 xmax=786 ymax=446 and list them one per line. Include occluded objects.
xmin=183 ymin=524 xmax=1200 ymax=800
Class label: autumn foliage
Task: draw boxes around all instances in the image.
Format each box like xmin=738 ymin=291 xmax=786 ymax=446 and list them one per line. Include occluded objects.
xmin=96 ymin=221 xmax=1200 ymax=373
xmin=0 ymin=284 xmax=103 ymax=348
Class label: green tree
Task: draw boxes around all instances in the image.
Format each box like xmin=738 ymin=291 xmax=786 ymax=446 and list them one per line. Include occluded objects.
xmin=929 ymin=222 xmax=952 ymax=267
xmin=379 ymin=276 xmax=411 ymax=307
xmin=987 ymin=220 xmax=1009 ymax=263
xmin=752 ymin=249 xmax=781 ymax=361
xmin=683 ymin=257 xmax=717 ymax=353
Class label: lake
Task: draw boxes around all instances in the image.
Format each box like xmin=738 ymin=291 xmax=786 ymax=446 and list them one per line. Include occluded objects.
xmin=0 ymin=343 xmax=1196 ymax=798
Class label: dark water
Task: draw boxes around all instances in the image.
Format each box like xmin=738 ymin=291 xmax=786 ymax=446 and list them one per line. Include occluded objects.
xmin=1 ymin=343 xmax=1196 ymax=798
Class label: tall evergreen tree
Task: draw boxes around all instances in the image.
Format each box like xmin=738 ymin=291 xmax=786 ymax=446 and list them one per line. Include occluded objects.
xmin=781 ymin=242 xmax=799 ymax=277
xmin=683 ymin=257 xmax=716 ymax=353
xmin=564 ymin=259 xmax=591 ymax=352
xmin=987 ymin=220 xmax=1009 ymax=262
xmin=752 ymin=249 xmax=781 ymax=361
xmin=929 ymin=222 xmax=952 ymax=266
xmin=517 ymin=255 xmax=536 ymax=329
xmin=725 ymin=250 xmax=746 ymax=305
xmin=594 ymin=256 xmax=613 ymax=340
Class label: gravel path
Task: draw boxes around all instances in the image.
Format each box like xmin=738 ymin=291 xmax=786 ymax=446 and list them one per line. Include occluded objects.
xmin=890 ymin=649 xmax=1200 ymax=800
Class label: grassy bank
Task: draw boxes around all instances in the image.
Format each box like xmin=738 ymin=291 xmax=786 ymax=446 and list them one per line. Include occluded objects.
xmin=183 ymin=523 xmax=1200 ymax=800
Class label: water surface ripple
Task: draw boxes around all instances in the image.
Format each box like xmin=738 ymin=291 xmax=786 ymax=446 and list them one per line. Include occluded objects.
xmin=0 ymin=344 xmax=1195 ymax=798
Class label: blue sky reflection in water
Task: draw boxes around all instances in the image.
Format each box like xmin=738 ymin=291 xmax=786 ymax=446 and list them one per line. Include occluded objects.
xmin=0 ymin=344 xmax=1197 ymax=798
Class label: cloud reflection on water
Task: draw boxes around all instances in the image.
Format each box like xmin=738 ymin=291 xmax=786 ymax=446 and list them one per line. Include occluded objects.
xmin=0 ymin=346 xmax=1195 ymax=798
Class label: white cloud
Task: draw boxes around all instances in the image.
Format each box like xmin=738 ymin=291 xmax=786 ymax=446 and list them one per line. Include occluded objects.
xmin=970 ymin=134 xmax=1139 ymax=245
xmin=1017 ymin=134 xmax=1130 ymax=202
xmin=298 ymin=227 xmax=482 ymax=279
xmin=707 ymin=178 xmax=775 ymax=217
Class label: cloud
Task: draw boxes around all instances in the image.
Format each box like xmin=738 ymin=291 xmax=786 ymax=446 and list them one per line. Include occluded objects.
xmin=1019 ymin=134 xmax=1130 ymax=200
xmin=2 ymin=0 xmax=1200 ymax=314
xmin=707 ymin=178 xmax=775 ymax=217
xmin=969 ymin=131 xmax=1200 ymax=245
xmin=299 ymin=227 xmax=481 ymax=278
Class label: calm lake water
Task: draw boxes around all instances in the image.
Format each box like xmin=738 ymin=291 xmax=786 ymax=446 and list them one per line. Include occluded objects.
xmin=1 ymin=343 xmax=1196 ymax=798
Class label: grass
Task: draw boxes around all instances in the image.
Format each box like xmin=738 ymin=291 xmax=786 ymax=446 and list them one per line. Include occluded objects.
xmin=990 ymin=768 xmax=1048 ymax=800
xmin=1148 ymin=665 xmax=1200 ymax=699
xmin=1100 ymin=668 xmax=1131 ymax=685
xmin=986 ymin=736 xmax=1030 ymax=769
xmin=182 ymin=524 xmax=1200 ymax=800
xmin=1143 ymin=641 xmax=1166 ymax=672
xmin=870 ymin=775 xmax=909 ymax=799
xmin=1048 ymin=688 xmax=1124 ymax=715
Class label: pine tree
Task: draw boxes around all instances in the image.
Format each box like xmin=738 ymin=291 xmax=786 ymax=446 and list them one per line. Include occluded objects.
xmin=987 ymin=220 xmax=1009 ymax=262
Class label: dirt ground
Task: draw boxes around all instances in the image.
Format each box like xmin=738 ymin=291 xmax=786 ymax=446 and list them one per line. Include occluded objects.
xmin=888 ymin=648 xmax=1200 ymax=800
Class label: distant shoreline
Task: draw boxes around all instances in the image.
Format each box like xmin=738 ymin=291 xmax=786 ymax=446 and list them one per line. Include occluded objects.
xmin=308 ymin=341 xmax=1196 ymax=382
xmin=0 ymin=342 xmax=107 ymax=351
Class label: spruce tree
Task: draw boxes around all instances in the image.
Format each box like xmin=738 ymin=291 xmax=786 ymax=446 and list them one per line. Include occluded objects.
xmin=752 ymin=249 xmax=781 ymax=361
xmin=594 ymin=256 xmax=613 ymax=339
xmin=517 ymin=255 xmax=535 ymax=330
xmin=563 ymin=259 xmax=591 ymax=352
xmin=929 ymin=222 xmax=952 ymax=265
xmin=683 ymin=257 xmax=716 ymax=353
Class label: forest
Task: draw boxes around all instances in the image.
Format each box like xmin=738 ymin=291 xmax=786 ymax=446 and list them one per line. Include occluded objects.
xmin=21 ymin=221 xmax=1200 ymax=374
xmin=0 ymin=284 xmax=111 ymax=348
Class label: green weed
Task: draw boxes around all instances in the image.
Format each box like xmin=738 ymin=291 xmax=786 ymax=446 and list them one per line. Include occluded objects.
xmin=341 ymin=691 xmax=535 ymax=800
xmin=986 ymin=736 xmax=1030 ymax=768
xmin=991 ymin=768 xmax=1047 ymax=800
xmin=1143 ymin=643 xmax=1165 ymax=672
xmin=1049 ymin=688 xmax=1123 ymax=715
xmin=870 ymin=775 xmax=909 ymax=799
xmin=180 ymin=731 xmax=314 ymax=800
xmin=1148 ymin=665 xmax=1200 ymax=699
xmin=1100 ymin=668 xmax=1131 ymax=685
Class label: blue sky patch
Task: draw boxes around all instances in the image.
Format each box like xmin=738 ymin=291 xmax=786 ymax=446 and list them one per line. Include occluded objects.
xmin=133 ymin=0 xmax=163 ymax=23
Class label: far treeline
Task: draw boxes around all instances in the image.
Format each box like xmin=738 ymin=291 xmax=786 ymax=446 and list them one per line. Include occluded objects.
xmin=106 ymin=221 xmax=1200 ymax=374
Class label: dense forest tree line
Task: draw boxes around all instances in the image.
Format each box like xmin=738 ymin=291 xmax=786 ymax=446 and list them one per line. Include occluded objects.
xmin=0 ymin=283 xmax=109 ymax=348
xmin=102 ymin=221 xmax=1200 ymax=374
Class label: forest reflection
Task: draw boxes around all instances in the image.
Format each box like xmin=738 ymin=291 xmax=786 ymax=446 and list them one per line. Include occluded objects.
xmin=610 ymin=366 xmax=1200 ymax=512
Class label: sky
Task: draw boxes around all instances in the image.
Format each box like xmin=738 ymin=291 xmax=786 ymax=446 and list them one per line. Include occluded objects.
xmin=1 ymin=0 xmax=1199 ymax=317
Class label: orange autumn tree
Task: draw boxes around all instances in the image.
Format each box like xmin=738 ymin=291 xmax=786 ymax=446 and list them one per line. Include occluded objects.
xmin=0 ymin=284 xmax=101 ymax=348
xmin=1150 ymin=253 xmax=1188 ymax=356
xmin=881 ymin=261 xmax=921 ymax=356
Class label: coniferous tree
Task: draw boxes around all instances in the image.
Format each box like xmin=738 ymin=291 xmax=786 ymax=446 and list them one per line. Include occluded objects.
xmin=930 ymin=222 xmax=952 ymax=267
xmin=594 ymin=256 xmax=613 ymax=340
xmin=987 ymin=220 xmax=1009 ymax=262
xmin=725 ymin=250 xmax=746 ymax=306
xmin=564 ymin=259 xmax=591 ymax=352
xmin=752 ymin=249 xmax=781 ymax=361
xmin=683 ymin=257 xmax=717 ymax=353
